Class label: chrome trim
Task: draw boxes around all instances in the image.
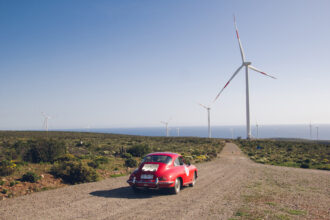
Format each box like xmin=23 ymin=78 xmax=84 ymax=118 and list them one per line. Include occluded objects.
xmin=127 ymin=179 xmax=174 ymax=185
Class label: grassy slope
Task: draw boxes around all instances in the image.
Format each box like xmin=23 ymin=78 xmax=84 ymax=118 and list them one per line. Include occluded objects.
xmin=235 ymin=139 xmax=330 ymax=170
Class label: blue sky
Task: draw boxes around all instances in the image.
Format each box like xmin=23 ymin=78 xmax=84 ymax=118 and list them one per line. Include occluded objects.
xmin=0 ymin=0 xmax=329 ymax=130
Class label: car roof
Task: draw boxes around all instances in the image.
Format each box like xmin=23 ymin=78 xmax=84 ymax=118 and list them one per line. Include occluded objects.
xmin=146 ymin=152 xmax=181 ymax=158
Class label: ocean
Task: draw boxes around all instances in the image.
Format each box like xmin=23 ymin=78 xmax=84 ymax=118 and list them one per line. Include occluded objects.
xmin=72 ymin=124 xmax=330 ymax=140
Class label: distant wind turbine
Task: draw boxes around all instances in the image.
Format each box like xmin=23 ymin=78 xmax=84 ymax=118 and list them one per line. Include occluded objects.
xmin=315 ymin=126 xmax=319 ymax=140
xmin=177 ymin=128 xmax=180 ymax=137
xmin=160 ymin=118 xmax=171 ymax=137
xmin=41 ymin=112 xmax=51 ymax=132
xmin=198 ymin=103 xmax=211 ymax=138
xmin=213 ymin=16 xmax=277 ymax=139
xmin=256 ymin=121 xmax=259 ymax=139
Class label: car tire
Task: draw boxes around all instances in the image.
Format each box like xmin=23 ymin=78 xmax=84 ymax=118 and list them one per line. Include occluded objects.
xmin=189 ymin=172 xmax=197 ymax=187
xmin=171 ymin=178 xmax=181 ymax=194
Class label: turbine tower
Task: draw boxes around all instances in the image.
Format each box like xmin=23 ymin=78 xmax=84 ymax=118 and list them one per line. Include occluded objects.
xmin=214 ymin=16 xmax=277 ymax=139
xmin=198 ymin=103 xmax=211 ymax=138
xmin=256 ymin=121 xmax=259 ymax=139
xmin=160 ymin=120 xmax=170 ymax=137
xmin=41 ymin=112 xmax=51 ymax=132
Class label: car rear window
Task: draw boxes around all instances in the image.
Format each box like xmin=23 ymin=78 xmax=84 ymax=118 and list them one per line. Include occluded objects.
xmin=142 ymin=155 xmax=172 ymax=164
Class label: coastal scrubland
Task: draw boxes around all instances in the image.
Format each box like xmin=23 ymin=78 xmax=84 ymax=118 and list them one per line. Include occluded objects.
xmin=236 ymin=139 xmax=330 ymax=170
xmin=0 ymin=131 xmax=224 ymax=199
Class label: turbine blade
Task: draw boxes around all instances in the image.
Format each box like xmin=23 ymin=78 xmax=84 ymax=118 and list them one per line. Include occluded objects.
xmin=234 ymin=15 xmax=246 ymax=62
xmin=198 ymin=103 xmax=208 ymax=109
xmin=213 ymin=65 xmax=244 ymax=102
xmin=248 ymin=65 xmax=277 ymax=79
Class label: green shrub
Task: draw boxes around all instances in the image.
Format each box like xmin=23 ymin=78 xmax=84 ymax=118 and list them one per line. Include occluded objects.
xmin=24 ymin=139 xmax=66 ymax=163
xmin=87 ymin=160 xmax=99 ymax=169
xmin=22 ymin=172 xmax=40 ymax=183
xmin=87 ymin=156 xmax=109 ymax=169
xmin=127 ymin=144 xmax=151 ymax=157
xmin=0 ymin=160 xmax=16 ymax=176
xmin=300 ymin=163 xmax=309 ymax=169
xmin=51 ymin=161 xmax=99 ymax=184
xmin=121 ymin=152 xmax=133 ymax=159
xmin=125 ymin=158 xmax=137 ymax=168
xmin=56 ymin=154 xmax=76 ymax=162
xmin=94 ymin=156 xmax=109 ymax=164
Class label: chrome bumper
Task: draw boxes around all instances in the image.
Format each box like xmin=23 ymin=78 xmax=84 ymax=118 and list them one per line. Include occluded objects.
xmin=127 ymin=177 xmax=174 ymax=185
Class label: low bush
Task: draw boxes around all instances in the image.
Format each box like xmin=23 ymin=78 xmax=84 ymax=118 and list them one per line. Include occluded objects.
xmin=300 ymin=163 xmax=310 ymax=169
xmin=87 ymin=156 xmax=110 ymax=169
xmin=24 ymin=139 xmax=66 ymax=163
xmin=127 ymin=144 xmax=151 ymax=157
xmin=56 ymin=154 xmax=76 ymax=162
xmin=0 ymin=160 xmax=16 ymax=176
xmin=87 ymin=160 xmax=99 ymax=169
xmin=22 ymin=172 xmax=40 ymax=183
xmin=121 ymin=152 xmax=133 ymax=159
xmin=51 ymin=161 xmax=99 ymax=184
xmin=125 ymin=158 xmax=137 ymax=168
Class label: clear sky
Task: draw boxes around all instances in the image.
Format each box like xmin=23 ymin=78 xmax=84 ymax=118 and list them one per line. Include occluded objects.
xmin=1 ymin=0 xmax=330 ymax=130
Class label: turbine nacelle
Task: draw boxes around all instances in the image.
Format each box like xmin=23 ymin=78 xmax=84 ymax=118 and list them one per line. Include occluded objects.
xmin=244 ymin=62 xmax=251 ymax=66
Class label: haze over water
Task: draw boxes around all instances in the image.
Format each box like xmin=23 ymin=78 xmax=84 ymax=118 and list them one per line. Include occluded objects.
xmin=70 ymin=124 xmax=330 ymax=140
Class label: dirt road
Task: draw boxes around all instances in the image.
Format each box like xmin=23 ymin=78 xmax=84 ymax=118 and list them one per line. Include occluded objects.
xmin=0 ymin=143 xmax=329 ymax=219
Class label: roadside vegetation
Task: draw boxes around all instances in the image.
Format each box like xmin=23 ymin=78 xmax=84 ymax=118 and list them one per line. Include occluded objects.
xmin=0 ymin=131 xmax=225 ymax=199
xmin=236 ymin=139 xmax=330 ymax=170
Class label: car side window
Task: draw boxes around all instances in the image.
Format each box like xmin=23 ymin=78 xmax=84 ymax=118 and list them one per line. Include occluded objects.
xmin=174 ymin=158 xmax=180 ymax=166
xmin=178 ymin=157 xmax=184 ymax=166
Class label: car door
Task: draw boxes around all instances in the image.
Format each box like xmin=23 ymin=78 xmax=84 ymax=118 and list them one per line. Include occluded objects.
xmin=174 ymin=156 xmax=190 ymax=183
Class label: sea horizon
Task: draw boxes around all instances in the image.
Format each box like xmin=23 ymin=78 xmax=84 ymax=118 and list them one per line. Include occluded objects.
xmin=39 ymin=124 xmax=330 ymax=141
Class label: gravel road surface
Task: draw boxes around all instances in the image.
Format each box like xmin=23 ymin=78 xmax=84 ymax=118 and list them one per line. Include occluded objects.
xmin=0 ymin=143 xmax=329 ymax=219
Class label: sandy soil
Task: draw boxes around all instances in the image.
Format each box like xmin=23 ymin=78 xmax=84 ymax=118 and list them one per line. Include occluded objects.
xmin=0 ymin=143 xmax=329 ymax=220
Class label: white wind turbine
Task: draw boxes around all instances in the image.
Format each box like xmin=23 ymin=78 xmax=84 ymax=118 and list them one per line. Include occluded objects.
xmin=198 ymin=103 xmax=211 ymax=138
xmin=214 ymin=16 xmax=277 ymax=139
xmin=255 ymin=121 xmax=259 ymax=139
xmin=160 ymin=119 xmax=171 ymax=137
xmin=41 ymin=112 xmax=51 ymax=132
xmin=309 ymin=122 xmax=313 ymax=139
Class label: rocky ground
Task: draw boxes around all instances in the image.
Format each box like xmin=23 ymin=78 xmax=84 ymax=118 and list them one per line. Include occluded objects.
xmin=0 ymin=143 xmax=329 ymax=220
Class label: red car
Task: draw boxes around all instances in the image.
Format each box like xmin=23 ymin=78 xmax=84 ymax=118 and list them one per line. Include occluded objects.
xmin=127 ymin=152 xmax=198 ymax=194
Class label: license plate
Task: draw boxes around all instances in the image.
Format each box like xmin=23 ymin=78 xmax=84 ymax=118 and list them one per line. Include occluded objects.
xmin=141 ymin=174 xmax=153 ymax=179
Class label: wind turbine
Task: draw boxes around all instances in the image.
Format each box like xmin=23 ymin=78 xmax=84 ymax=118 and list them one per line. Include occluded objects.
xmin=198 ymin=103 xmax=211 ymax=138
xmin=41 ymin=112 xmax=51 ymax=132
xmin=256 ymin=121 xmax=259 ymax=139
xmin=315 ymin=126 xmax=319 ymax=140
xmin=213 ymin=16 xmax=277 ymax=139
xmin=160 ymin=119 xmax=171 ymax=137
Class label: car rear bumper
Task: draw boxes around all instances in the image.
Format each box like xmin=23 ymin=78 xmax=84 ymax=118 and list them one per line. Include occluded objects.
xmin=127 ymin=178 xmax=174 ymax=188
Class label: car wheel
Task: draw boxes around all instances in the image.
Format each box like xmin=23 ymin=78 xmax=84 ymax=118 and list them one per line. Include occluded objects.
xmin=171 ymin=178 xmax=181 ymax=194
xmin=189 ymin=172 xmax=197 ymax=187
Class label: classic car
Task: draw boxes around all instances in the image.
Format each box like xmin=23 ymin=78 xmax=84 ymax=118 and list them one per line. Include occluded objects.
xmin=127 ymin=152 xmax=198 ymax=194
